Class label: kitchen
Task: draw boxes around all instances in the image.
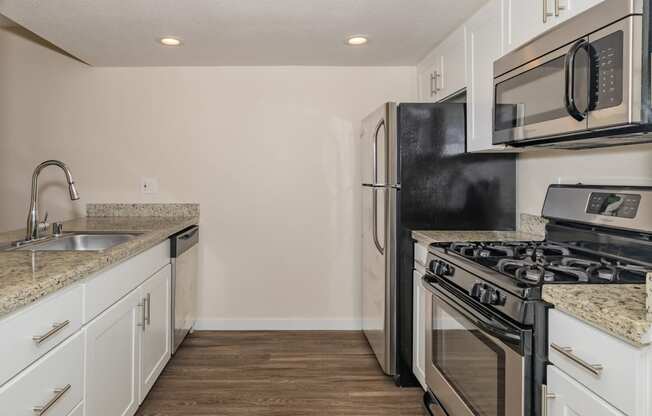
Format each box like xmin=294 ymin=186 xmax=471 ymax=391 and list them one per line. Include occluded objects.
xmin=0 ymin=0 xmax=651 ymax=415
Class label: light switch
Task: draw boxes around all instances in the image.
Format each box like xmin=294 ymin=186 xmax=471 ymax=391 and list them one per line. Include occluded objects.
xmin=141 ymin=177 xmax=159 ymax=194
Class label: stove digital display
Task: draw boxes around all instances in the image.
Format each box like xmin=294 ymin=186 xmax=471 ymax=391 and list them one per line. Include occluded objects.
xmin=586 ymin=192 xmax=641 ymax=218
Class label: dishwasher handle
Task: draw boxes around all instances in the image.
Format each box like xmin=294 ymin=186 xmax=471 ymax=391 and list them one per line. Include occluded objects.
xmin=170 ymin=225 xmax=199 ymax=257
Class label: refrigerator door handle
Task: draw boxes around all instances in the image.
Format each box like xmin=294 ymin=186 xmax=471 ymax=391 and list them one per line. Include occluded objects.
xmin=372 ymin=187 xmax=385 ymax=255
xmin=371 ymin=117 xmax=386 ymax=255
xmin=372 ymin=118 xmax=385 ymax=185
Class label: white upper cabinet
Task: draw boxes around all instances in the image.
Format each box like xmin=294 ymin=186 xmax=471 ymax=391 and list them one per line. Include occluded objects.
xmin=466 ymin=0 xmax=517 ymax=152
xmin=417 ymin=26 xmax=466 ymax=102
xmin=501 ymin=0 xmax=606 ymax=54
xmin=436 ymin=26 xmax=467 ymax=100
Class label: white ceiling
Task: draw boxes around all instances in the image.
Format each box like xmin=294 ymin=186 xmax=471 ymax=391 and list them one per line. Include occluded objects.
xmin=0 ymin=0 xmax=487 ymax=67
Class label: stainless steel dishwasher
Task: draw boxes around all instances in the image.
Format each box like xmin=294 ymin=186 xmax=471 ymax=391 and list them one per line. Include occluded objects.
xmin=170 ymin=225 xmax=199 ymax=354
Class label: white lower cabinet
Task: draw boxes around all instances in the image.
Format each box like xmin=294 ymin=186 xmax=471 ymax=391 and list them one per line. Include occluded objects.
xmin=85 ymin=263 xmax=172 ymax=416
xmin=412 ymin=263 xmax=427 ymax=390
xmin=139 ymin=264 xmax=172 ymax=402
xmin=85 ymin=289 xmax=142 ymax=416
xmin=546 ymin=365 xmax=625 ymax=416
xmin=0 ymin=332 xmax=84 ymax=416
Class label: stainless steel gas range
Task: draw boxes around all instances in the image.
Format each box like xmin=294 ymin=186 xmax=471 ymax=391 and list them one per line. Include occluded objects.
xmin=421 ymin=184 xmax=652 ymax=416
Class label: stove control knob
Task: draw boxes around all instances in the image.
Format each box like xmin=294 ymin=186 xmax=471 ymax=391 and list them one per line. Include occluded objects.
xmin=479 ymin=286 xmax=506 ymax=306
xmin=470 ymin=283 xmax=484 ymax=300
xmin=430 ymin=260 xmax=454 ymax=277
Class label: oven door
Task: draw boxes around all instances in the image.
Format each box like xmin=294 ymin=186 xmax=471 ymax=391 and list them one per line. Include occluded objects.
xmin=423 ymin=274 xmax=531 ymax=416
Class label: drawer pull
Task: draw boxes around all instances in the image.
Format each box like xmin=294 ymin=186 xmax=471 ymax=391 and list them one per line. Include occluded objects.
xmin=551 ymin=343 xmax=603 ymax=376
xmin=32 ymin=384 xmax=71 ymax=415
xmin=32 ymin=320 xmax=70 ymax=345
xmin=145 ymin=293 xmax=151 ymax=326
xmin=541 ymin=384 xmax=556 ymax=416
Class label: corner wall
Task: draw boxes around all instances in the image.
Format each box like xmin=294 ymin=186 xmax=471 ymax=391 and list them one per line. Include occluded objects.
xmin=0 ymin=27 xmax=417 ymax=329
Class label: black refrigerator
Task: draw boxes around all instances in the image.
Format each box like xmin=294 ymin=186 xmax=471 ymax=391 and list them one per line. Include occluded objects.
xmin=361 ymin=102 xmax=516 ymax=386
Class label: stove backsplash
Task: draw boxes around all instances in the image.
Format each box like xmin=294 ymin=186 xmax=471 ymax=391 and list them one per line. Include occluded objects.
xmin=520 ymin=213 xmax=548 ymax=237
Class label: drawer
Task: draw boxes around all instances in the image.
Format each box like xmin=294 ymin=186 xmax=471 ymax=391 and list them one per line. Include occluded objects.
xmin=0 ymin=285 xmax=83 ymax=386
xmin=548 ymin=309 xmax=644 ymax=415
xmin=546 ymin=365 xmax=626 ymax=416
xmin=0 ymin=331 xmax=83 ymax=416
xmin=84 ymin=240 xmax=169 ymax=322
xmin=414 ymin=242 xmax=428 ymax=268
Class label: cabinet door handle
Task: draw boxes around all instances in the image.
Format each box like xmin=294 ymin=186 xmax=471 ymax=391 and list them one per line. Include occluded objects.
xmin=543 ymin=0 xmax=553 ymax=22
xmin=551 ymin=343 xmax=603 ymax=376
xmin=434 ymin=71 xmax=441 ymax=93
xmin=541 ymin=384 xmax=556 ymax=416
xmin=32 ymin=384 xmax=71 ymax=415
xmin=32 ymin=320 xmax=70 ymax=345
xmin=430 ymin=72 xmax=436 ymax=96
xmin=138 ymin=300 xmax=146 ymax=330
xmin=554 ymin=0 xmax=565 ymax=16
xmin=145 ymin=293 xmax=151 ymax=326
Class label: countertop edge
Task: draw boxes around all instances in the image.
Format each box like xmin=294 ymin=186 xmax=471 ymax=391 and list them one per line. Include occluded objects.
xmin=543 ymin=285 xmax=650 ymax=348
xmin=0 ymin=216 xmax=198 ymax=319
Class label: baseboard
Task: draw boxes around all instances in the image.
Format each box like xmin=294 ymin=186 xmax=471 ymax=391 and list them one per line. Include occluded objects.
xmin=193 ymin=318 xmax=362 ymax=331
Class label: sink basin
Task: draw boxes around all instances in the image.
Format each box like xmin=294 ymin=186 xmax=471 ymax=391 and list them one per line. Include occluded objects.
xmin=14 ymin=232 xmax=142 ymax=252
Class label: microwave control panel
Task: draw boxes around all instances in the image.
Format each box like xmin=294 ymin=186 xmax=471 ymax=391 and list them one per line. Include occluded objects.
xmin=586 ymin=192 xmax=641 ymax=219
xmin=590 ymin=30 xmax=624 ymax=111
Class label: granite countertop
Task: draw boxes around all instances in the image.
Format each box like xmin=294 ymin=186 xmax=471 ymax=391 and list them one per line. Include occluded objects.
xmin=543 ymin=284 xmax=652 ymax=347
xmin=412 ymin=229 xmax=544 ymax=246
xmin=0 ymin=215 xmax=198 ymax=319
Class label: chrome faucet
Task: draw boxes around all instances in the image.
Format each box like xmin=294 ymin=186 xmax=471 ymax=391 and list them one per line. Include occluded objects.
xmin=26 ymin=160 xmax=80 ymax=241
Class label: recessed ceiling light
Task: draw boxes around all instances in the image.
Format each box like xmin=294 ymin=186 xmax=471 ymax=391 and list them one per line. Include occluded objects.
xmin=159 ymin=37 xmax=182 ymax=46
xmin=346 ymin=35 xmax=368 ymax=46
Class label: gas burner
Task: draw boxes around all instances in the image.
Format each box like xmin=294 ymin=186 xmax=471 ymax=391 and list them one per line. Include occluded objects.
xmin=449 ymin=242 xmax=522 ymax=258
xmin=522 ymin=243 xmax=572 ymax=259
xmin=497 ymin=258 xmax=555 ymax=283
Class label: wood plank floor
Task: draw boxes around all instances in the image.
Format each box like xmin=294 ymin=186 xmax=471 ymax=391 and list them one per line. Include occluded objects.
xmin=136 ymin=331 xmax=424 ymax=416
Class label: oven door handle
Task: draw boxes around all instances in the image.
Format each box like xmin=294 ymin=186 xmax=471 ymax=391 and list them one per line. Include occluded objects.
xmin=564 ymin=38 xmax=589 ymax=122
xmin=423 ymin=276 xmax=524 ymax=349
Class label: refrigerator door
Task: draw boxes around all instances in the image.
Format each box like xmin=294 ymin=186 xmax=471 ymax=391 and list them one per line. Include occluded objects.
xmin=360 ymin=102 xmax=399 ymax=376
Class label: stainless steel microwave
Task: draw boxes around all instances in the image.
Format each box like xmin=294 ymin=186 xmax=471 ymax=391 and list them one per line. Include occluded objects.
xmin=493 ymin=0 xmax=652 ymax=149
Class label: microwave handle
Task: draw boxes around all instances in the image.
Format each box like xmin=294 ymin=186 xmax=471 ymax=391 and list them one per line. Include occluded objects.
xmin=564 ymin=38 xmax=589 ymax=121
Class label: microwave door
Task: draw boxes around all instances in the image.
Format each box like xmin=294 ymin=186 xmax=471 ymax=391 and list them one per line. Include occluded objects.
xmin=493 ymin=37 xmax=590 ymax=144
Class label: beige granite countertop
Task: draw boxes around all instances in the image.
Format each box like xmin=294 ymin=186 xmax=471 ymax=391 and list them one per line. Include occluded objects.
xmin=412 ymin=229 xmax=544 ymax=246
xmin=543 ymin=284 xmax=651 ymax=347
xmin=0 ymin=215 xmax=198 ymax=318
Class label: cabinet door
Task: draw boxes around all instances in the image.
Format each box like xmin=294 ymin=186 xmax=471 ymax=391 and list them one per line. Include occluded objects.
xmin=412 ymin=269 xmax=426 ymax=390
xmin=139 ymin=265 xmax=172 ymax=402
xmin=466 ymin=0 xmax=511 ymax=152
xmin=501 ymin=0 xmax=547 ymax=54
xmin=438 ymin=26 xmax=466 ymax=99
xmin=546 ymin=365 xmax=626 ymax=416
xmin=554 ymin=0 xmax=606 ymax=25
xmin=85 ymin=289 xmax=142 ymax=416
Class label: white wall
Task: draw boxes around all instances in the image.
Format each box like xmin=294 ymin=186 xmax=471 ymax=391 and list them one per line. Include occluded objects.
xmin=0 ymin=27 xmax=417 ymax=329
xmin=518 ymin=144 xmax=652 ymax=215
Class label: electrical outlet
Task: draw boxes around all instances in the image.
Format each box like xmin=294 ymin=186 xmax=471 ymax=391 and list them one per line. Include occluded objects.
xmin=141 ymin=177 xmax=159 ymax=194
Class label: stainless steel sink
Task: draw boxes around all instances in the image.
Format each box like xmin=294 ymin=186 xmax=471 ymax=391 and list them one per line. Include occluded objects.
xmin=13 ymin=232 xmax=142 ymax=252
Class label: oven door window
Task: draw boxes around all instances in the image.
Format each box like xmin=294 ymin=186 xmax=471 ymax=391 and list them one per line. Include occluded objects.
xmin=432 ymin=298 xmax=506 ymax=416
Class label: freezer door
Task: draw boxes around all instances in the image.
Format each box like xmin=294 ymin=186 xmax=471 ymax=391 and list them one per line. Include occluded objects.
xmin=360 ymin=103 xmax=398 ymax=187
xmin=361 ymin=184 xmax=397 ymax=376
